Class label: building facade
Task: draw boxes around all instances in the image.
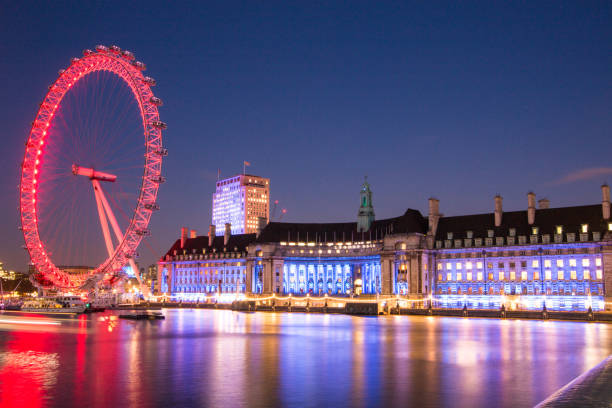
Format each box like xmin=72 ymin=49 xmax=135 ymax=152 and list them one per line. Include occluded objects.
xmin=211 ymin=174 xmax=270 ymax=235
xmin=159 ymin=183 xmax=612 ymax=311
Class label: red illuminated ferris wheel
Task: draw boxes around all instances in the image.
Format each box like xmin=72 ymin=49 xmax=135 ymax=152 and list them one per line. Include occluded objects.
xmin=19 ymin=45 xmax=167 ymax=290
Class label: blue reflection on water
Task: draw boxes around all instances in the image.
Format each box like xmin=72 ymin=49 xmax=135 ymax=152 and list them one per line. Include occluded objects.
xmin=0 ymin=310 xmax=610 ymax=408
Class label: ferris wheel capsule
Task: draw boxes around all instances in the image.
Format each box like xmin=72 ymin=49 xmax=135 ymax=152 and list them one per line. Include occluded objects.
xmin=149 ymin=96 xmax=162 ymax=106
xmin=121 ymin=50 xmax=135 ymax=60
xmin=95 ymin=45 xmax=108 ymax=52
xmin=132 ymin=61 xmax=146 ymax=71
xmin=109 ymin=45 xmax=121 ymax=54
xmin=142 ymin=76 xmax=156 ymax=86
xmin=83 ymin=49 xmax=94 ymax=56
xmin=151 ymin=121 xmax=167 ymax=130
xmin=71 ymin=57 xmax=80 ymax=64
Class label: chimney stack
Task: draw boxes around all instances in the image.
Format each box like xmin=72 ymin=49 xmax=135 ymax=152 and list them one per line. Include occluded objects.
xmin=494 ymin=195 xmax=503 ymax=227
xmin=208 ymin=225 xmax=215 ymax=246
xmin=428 ymin=197 xmax=440 ymax=234
xmin=190 ymin=229 xmax=197 ymax=239
xmin=527 ymin=192 xmax=536 ymax=225
xmin=224 ymin=223 xmax=231 ymax=246
xmin=180 ymin=227 xmax=188 ymax=249
xmin=602 ymin=184 xmax=610 ymax=220
xmin=538 ymin=198 xmax=550 ymax=209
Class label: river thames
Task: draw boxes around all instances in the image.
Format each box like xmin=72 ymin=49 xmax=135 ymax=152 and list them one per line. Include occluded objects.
xmin=0 ymin=310 xmax=610 ymax=408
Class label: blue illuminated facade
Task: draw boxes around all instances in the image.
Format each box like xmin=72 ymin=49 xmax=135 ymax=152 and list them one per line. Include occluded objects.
xmin=159 ymin=183 xmax=612 ymax=312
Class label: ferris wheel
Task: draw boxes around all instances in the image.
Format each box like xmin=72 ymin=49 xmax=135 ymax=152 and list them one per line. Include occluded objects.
xmin=19 ymin=45 xmax=167 ymax=290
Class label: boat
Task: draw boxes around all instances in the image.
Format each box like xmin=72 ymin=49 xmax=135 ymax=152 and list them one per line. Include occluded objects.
xmin=119 ymin=311 xmax=165 ymax=320
xmin=21 ymin=296 xmax=87 ymax=314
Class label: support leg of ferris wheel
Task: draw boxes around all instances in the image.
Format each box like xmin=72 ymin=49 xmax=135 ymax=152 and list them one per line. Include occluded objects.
xmin=92 ymin=180 xmax=151 ymax=297
xmin=75 ymin=165 xmax=150 ymax=297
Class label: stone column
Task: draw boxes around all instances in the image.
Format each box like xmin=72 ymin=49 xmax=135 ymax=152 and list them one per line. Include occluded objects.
xmin=245 ymin=259 xmax=254 ymax=295
xmin=381 ymin=254 xmax=394 ymax=295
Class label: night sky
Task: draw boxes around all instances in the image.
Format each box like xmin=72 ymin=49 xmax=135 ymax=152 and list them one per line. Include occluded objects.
xmin=0 ymin=1 xmax=610 ymax=272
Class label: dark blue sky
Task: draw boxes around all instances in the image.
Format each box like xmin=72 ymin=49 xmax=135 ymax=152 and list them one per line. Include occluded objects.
xmin=1 ymin=1 xmax=610 ymax=271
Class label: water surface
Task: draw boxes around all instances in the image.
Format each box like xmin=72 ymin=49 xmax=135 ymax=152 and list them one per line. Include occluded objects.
xmin=0 ymin=309 xmax=610 ymax=407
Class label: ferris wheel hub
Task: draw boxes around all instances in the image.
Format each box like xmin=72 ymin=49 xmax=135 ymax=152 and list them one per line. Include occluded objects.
xmin=71 ymin=164 xmax=117 ymax=182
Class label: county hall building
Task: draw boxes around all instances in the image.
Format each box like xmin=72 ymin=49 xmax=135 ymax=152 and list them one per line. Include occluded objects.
xmin=158 ymin=176 xmax=612 ymax=311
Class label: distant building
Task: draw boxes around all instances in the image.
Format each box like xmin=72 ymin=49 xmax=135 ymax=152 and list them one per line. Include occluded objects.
xmin=159 ymin=182 xmax=612 ymax=311
xmin=211 ymin=174 xmax=270 ymax=235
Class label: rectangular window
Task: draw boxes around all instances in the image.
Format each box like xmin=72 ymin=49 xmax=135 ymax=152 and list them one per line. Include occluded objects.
xmin=569 ymin=259 xmax=577 ymax=267
xmin=438 ymin=273 xmax=442 ymax=281
xmin=556 ymin=226 xmax=563 ymax=234
xmin=534 ymin=271 xmax=540 ymax=280
xmin=437 ymin=263 xmax=442 ymax=271
xmin=596 ymin=258 xmax=602 ymax=267
xmin=557 ymin=270 xmax=564 ymax=280
xmin=570 ymin=270 xmax=577 ymax=280
xmin=498 ymin=272 xmax=505 ymax=281
xmin=581 ymin=224 xmax=588 ymax=233
xmin=477 ymin=272 xmax=483 ymax=281
xmin=596 ymin=270 xmax=603 ymax=280
xmin=466 ymin=262 xmax=473 ymax=269
xmin=446 ymin=263 xmax=452 ymax=270
xmin=509 ymin=262 xmax=516 ymax=268
xmin=544 ymin=260 xmax=551 ymax=268
xmin=456 ymin=263 xmax=463 ymax=270
xmin=582 ymin=259 xmax=590 ymax=267
xmin=532 ymin=227 xmax=539 ymax=235
xmin=477 ymin=261 xmax=483 ymax=269
xmin=447 ymin=273 xmax=452 ymax=281
xmin=521 ymin=261 xmax=526 ymax=268
xmin=498 ymin=262 xmax=504 ymax=269
xmin=521 ymin=271 xmax=527 ymax=281
xmin=487 ymin=262 xmax=493 ymax=269
xmin=466 ymin=272 xmax=472 ymax=281
xmin=488 ymin=272 xmax=494 ymax=280
xmin=584 ymin=270 xmax=590 ymax=280
xmin=532 ymin=260 xmax=539 ymax=268
xmin=545 ymin=270 xmax=552 ymax=280
xmin=510 ymin=271 xmax=516 ymax=281
xmin=456 ymin=272 xmax=462 ymax=281
xmin=556 ymin=259 xmax=564 ymax=267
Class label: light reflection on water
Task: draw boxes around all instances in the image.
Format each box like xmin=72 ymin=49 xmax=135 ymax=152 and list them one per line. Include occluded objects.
xmin=0 ymin=310 xmax=610 ymax=408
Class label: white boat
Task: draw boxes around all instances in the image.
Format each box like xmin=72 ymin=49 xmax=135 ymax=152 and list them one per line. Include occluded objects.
xmin=21 ymin=296 xmax=87 ymax=314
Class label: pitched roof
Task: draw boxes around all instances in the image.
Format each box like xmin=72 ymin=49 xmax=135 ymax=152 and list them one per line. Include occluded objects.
xmin=435 ymin=204 xmax=606 ymax=240
xmin=162 ymin=233 xmax=257 ymax=258
xmin=256 ymin=209 xmax=427 ymax=243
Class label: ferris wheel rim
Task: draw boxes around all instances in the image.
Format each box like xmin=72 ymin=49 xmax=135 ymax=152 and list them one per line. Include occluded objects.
xmin=19 ymin=46 xmax=164 ymax=290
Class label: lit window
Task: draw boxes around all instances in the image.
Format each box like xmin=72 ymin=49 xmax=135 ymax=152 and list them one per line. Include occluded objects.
xmin=446 ymin=263 xmax=452 ymax=270
xmin=438 ymin=273 xmax=442 ymax=281
xmin=532 ymin=260 xmax=539 ymax=268
xmin=498 ymin=272 xmax=504 ymax=281
xmin=556 ymin=259 xmax=563 ymax=267
xmin=545 ymin=270 xmax=552 ymax=280
xmin=466 ymin=272 xmax=472 ymax=281
xmin=557 ymin=271 xmax=564 ymax=280
xmin=437 ymin=263 xmax=443 ymax=271
xmin=466 ymin=262 xmax=472 ymax=269
xmin=456 ymin=263 xmax=462 ymax=270
xmin=556 ymin=226 xmax=563 ymax=234
xmin=608 ymin=223 xmax=612 ymax=231
xmin=521 ymin=271 xmax=527 ymax=281
xmin=457 ymin=273 xmax=462 ymax=281
xmin=532 ymin=227 xmax=539 ymax=235
xmin=534 ymin=271 xmax=540 ymax=280
xmin=584 ymin=270 xmax=590 ymax=279
xmin=596 ymin=258 xmax=602 ymax=266
xmin=476 ymin=261 xmax=483 ymax=269
xmin=544 ymin=260 xmax=551 ymax=268
xmin=570 ymin=270 xmax=577 ymax=280
xmin=477 ymin=272 xmax=483 ymax=281
xmin=510 ymin=271 xmax=516 ymax=281
xmin=596 ymin=270 xmax=603 ymax=280
xmin=447 ymin=232 xmax=453 ymax=239
xmin=581 ymin=224 xmax=588 ymax=233
xmin=447 ymin=273 xmax=452 ymax=281
xmin=569 ymin=259 xmax=576 ymax=267
xmin=582 ymin=259 xmax=590 ymax=267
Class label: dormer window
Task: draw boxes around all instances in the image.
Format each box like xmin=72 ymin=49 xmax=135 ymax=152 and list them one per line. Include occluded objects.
xmin=447 ymin=232 xmax=453 ymax=239
xmin=466 ymin=231 xmax=473 ymax=239
xmin=509 ymin=228 xmax=516 ymax=237
xmin=532 ymin=227 xmax=539 ymax=235
xmin=487 ymin=230 xmax=494 ymax=238
xmin=556 ymin=225 xmax=563 ymax=235
xmin=581 ymin=224 xmax=588 ymax=233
